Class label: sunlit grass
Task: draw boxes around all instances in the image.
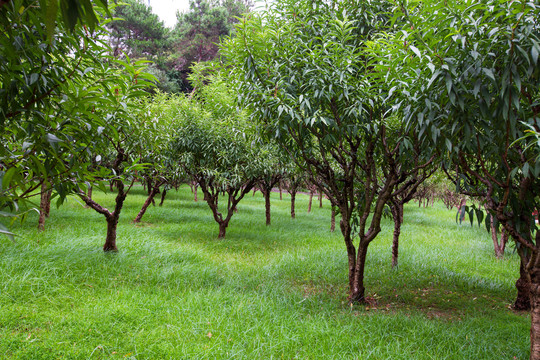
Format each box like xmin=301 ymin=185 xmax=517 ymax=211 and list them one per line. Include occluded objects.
xmin=0 ymin=186 xmax=529 ymax=359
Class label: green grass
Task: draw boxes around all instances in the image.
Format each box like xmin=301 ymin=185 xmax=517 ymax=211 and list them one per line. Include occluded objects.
xmin=0 ymin=186 xmax=530 ymax=359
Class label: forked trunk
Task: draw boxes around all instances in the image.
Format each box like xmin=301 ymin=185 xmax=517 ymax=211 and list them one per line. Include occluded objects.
xmin=104 ymin=216 xmax=119 ymax=251
xmin=490 ymin=216 xmax=505 ymax=258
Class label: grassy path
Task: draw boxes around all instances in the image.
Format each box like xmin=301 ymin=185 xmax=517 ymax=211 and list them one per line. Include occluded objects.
xmin=0 ymin=186 xmax=529 ymax=359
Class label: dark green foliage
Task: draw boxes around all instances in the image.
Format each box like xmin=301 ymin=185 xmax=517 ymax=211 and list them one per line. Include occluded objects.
xmin=169 ymin=0 xmax=251 ymax=92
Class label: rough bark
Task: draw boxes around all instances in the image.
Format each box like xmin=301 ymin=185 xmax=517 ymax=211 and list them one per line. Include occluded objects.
xmin=531 ymin=278 xmax=540 ymax=360
xmin=218 ymin=221 xmax=228 ymax=239
xmin=104 ymin=215 xmax=119 ymax=251
xmin=351 ymin=240 xmax=369 ymax=302
xmin=390 ymin=201 xmax=403 ymax=268
xmin=515 ymin=249 xmax=532 ymax=311
xmin=38 ymin=182 xmax=52 ymax=231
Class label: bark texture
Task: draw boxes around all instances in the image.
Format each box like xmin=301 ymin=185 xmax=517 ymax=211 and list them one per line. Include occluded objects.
xmin=38 ymin=182 xmax=52 ymax=231
xmin=390 ymin=201 xmax=404 ymax=268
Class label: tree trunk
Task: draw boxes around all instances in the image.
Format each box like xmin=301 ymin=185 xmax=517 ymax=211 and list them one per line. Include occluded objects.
xmin=350 ymin=240 xmax=369 ymax=303
xmin=330 ymin=208 xmax=335 ymax=232
xmin=390 ymin=202 xmax=403 ymax=268
xmin=291 ymin=191 xmax=296 ymax=219
xmin=491 ymin=216 xmax=504 ymax=258
xmin=193 ymin=183 xmax=198 ymax=202
xmin=340 ymin=216 xmax=362 ymax=303
xmin=218 ymin=221 xmax=227 ymax=239
xmin=531 ymin=280 xmax=540 ymax=360
xmin=308 ymin=191 xmax=313 ymax=213
xmin=104 ymin=215 xmax=119 ymax=251
xmin=38 ymin=182 xmax=51 ymax=231
xmin=159 ymin=189 xmax=167 ymax=206
xmin=515 ymin=249 xmax=532 ymax=311
xmin=133 ymin=185 xmax=160 ymax=223
xmin=279 ymin=181 xmax=283 ymax=200
xmin=319 ymin=190 xmax=323 ymax=208
xmin=85 ymin=186 xmax=93 ymax=208
xmin=44 ymin=188 xmax=52 ymax=218
xmin=264 ymin=189 xmax=271 ymax=225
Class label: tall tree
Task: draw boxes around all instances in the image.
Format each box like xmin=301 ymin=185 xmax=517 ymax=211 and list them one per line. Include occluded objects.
xmin=222 ymin=0 xmax=435 ymax=303
xmin=380 ymin=0 xmax=540 ymax=357
xmin=0 ymin=0 xmax=114 ymax=237
xmin=171 ymin=72 xmax=261 ymax=238
xmin=169 ymin=0 xmax=251 ymax=91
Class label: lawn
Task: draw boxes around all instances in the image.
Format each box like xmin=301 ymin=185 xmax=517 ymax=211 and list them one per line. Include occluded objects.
xmin=0 ymin=186 xmax=529 ymax=359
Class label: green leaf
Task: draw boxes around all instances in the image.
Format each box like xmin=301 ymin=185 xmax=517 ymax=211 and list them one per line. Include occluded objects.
xmin=482 ymin=68 xmax=495 ymax=82
xmin=532 ymin=44 xmax=539 ymax=65
xmin=2 ymin=167 xmax=17 ymax=190
xmin=523 ymin=162 xmax=530 ymax=178
xmin=0 ymin=223 xmax=15 ymax=242
xmin=475 ymin=209 xmax=484 ymax=228
xmin=409 ymin=45 xmax=421 ymax=59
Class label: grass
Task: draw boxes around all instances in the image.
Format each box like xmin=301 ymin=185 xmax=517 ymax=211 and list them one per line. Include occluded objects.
xmin=0 ymin=186 xmax=530 ymax=359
